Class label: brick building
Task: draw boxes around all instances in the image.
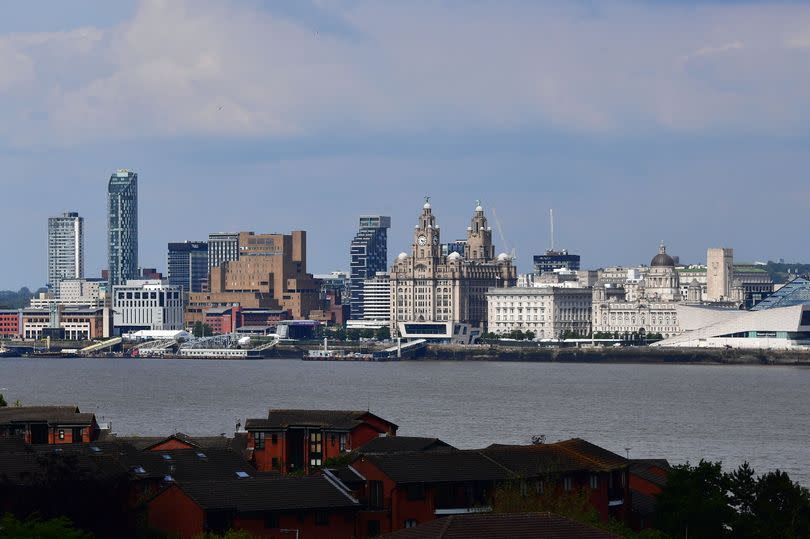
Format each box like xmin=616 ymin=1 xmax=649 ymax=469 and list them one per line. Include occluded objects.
xmin=187 ymin=231 xmax=321 ymax=324
xmin=0 ymin=310 xmax=21 ymax=338
xmin=0 ymin=406 xmax=99 ymax=444
xmin=245 ymin=409 xmax=398 ymax=474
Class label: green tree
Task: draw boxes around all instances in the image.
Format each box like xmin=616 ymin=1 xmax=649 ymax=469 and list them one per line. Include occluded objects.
xmin=728 ymin=461 xmax=758 ymax=537
xmin=525 ymin=330 xmax=536 ymax=341
xmin=374 ymin=326 xmax=390 ymax=341
xmin=0 ymin=514 xmax=91 ymax=539
xmin=0 ymin=394 xmax=6 ymax=407
xmin=192 ymin=321 xmax=213 ymax=338
xmin=752 ymin=470 xmax=810 ymax=538
xmin=655 ymin=460 xmax=733 ymax=538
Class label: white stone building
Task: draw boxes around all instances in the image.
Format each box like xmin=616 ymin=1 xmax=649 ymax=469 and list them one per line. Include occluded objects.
xmin=47 ymin=212 xmax=84 ymax=296
xmin=112 ymin=280 xmax=184 ymax=333
xmin=486 ymin=286 xmax=592 ymax=339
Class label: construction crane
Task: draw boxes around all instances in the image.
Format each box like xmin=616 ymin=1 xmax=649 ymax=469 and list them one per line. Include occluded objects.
xmin=491 ymin=207 xmax=516 ymax=260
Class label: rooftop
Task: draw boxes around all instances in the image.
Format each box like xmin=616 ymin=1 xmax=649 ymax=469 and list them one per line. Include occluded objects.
xmin=357 ymin=436 xmax=453 ymax=454
xmin=246 ymin=409 xmax=396 ymax=431
xmin=358 ymin=450 xmax=511 ymax=484
xmin=0 ymin=406 xmax=96 ymax=427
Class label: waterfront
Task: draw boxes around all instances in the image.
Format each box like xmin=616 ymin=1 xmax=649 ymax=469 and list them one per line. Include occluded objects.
xmin=2 ymin=356 xmax=809 ymax=485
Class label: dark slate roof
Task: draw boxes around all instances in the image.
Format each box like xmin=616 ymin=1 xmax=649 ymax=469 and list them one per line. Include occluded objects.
xmin=122 ymin=447 xmax=259 ymax=484
xmin=359 ymin=450 xmax=511 ymax=484
xmin=175 ymin=476 xmax=359 ymax=512
xmin=631 ymin=491 xmax=658 ymax=518
xmin=110 ymin=433 xmax=239 ymax=452
xmin=0 ymin=406 xmax=96 ymax=427
xmin=0 ymin=448 xmax=129 ymax=485
xmin=246 ymin=409 xmax=396 ymax=431
xmin=323 ymin=466 xmax=366 ymax=488
xmin=357 ymin=436 xmax=453 ymax=454
xmin=482 ymin=439 xmax=628 ymax=477
xmin=379 ymin=512 xmax=619 ymax=539
xmin=630 ymin=459 xmax=670 ymax=487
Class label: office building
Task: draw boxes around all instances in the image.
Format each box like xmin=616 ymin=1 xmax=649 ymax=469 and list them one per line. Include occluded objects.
xmin=389 ymin=200 xmax=516 ymax=342
xmin=187 ymin=231 xmax=321 ymax=324
xmin=30 ymin=278 xmax=107 ymax=309
xmin=107 ymin=169 xmax=138 ymax=287
xmin=208 ymin=232 xmax=239 ymax=272
xmin=167 ymin=241 xmax=209 ymax=293
xmin=47 ymin=212 xmax=84 ymax=296
xmin=533 ymin=249 xmax=581 ymax=275
xmin=361 ymin=272 xmax=390 ymax=322
xmin=350 ymin=216 xmax=391 ymax=320
xmin=112 ymin=280 xmax=184 ymax=333
xmin=487 ymin=286 xmax=592 ymax=339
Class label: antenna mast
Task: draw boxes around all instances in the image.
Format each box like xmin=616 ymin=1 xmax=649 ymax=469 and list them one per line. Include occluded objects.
xmin=549 ymin=209 xmax=555 ymax=251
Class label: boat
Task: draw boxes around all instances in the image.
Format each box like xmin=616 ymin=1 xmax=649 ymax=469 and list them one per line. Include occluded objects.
xmin=303 ymin=338 xmax=376 ymax=361
xmin=0 ymin=347 xmax=16 ymax=358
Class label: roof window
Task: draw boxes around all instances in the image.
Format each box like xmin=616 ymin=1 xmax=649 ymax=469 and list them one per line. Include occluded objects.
xmin=235 ymin=471 xmax=250 ymax=479
xmin=161 ymin=454 xmax=173 ymax=461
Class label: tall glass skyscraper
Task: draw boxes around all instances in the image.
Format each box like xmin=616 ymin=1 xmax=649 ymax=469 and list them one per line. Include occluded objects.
xmin=350 ymin=215 xmax=390 ymax=320
xmin=47 ymin=211 xmax=84 ymax=296
xmin=168 ymin=241 xmax=209 ymax=293
xmin=107 ymin=169 xmax=138 ymax=287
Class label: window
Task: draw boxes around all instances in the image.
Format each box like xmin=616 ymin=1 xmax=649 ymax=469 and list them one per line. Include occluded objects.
xmin=369 ymin=480 xmax=384 ymax=509
xmin=590 ymin=475 xmax=599 ymax=489
xmin=58 ymin=429 xmax=65 ymax=440
xmin=272 ymin=433 xmax=278 ymax=444
xmin=271 ymin=457 xmax=279 ymax=469
xmin=563 ymin=477 xmax=573 ymax=491
xmin=315 ymin=511 xmax=329 ymax=526
xmin=309 ymin=432 xmax=323 ymax=466
xmin=254 ymin=432 xmax=265 ymax=449
xmin=405 ymin=519 xmax=417 ymax=528
xmin=367 ymin=520 xmax=380 ymax=537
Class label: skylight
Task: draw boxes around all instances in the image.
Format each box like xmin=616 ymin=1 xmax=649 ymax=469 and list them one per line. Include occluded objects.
xmin=133 ymin=466 xmax=146 ymax=475
xmin=196 ymin=452 xmax=207 ymax=459
xmin=161 ymin=454 xmax=173 ymax=461
xmin=89 ymin=446 xmax=101 ymax=453
xmin=235 ymin=471 xmax=250 ymax=479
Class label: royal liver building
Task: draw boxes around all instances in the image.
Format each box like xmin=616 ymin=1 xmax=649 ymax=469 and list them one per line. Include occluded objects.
xmin=389 ymin=199 xmax=516 ymax=342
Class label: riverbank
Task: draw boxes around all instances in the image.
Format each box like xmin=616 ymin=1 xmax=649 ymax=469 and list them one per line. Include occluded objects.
xmin=421 ymin=343 xmax=810 ymax=365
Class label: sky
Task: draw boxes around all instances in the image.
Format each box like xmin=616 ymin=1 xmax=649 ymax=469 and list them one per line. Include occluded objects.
xmin=1 ymin=0 xmax=810 ymax=289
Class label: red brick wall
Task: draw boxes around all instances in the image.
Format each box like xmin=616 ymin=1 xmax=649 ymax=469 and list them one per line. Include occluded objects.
xmin=0 ymin=313 xmax=20 ymax=337
xmin=147 ymin=485 xmax=205 ymax=539
xmin=234 ymin=509 xmax=356 ymax=539
xmin=148 ymin=439 xmax=197 ymax=451
xmin=250 ymin=431 xmax=286 ymax=472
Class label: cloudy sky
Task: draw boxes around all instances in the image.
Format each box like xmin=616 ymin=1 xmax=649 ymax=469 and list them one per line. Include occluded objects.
xmin=2 ymin=0 xmax=809 ymax=288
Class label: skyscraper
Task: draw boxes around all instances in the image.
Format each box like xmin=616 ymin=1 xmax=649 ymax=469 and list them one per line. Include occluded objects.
xmin=208 ymin=232 xmax=239 ymax=272
xmin=47 ymin=212 xmax=84 ymax=296
xmin=168 ymin=241 xmax=209 ymax=293
xmin=350 ymin=216 xmax=391 ymax=320
xmin=107 ymin=169 xmax=138 ymax=287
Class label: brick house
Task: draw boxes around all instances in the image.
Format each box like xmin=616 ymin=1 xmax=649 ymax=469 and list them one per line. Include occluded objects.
xmin=147 ymin=475 xmax=360 ymax=539
xmin=245 ymin=409 xmax=398 ymax=474
xmin=0 ymin=406 xmax=99 ymax=444
xmin=629 ymin=459 xmax=670 ymax=529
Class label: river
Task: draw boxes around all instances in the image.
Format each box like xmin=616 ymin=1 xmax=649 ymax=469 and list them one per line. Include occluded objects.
xmin=2 ymin=356 xmax=809 ymax=485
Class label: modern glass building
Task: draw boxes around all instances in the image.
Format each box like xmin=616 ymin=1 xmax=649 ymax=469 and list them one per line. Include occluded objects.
xmin=167 ymin=241 xmax=209 ymax=293
xmin=107 ymin=169 xmax=138 ymax=287
xmin=533 ymin=249 xmax=580 ymax=275
xmin=47 ymin=212 xmax=84 ymax=297
xmin=350 ymin=216 xmax=391 ymax=320
xmin=750 ymin=277 xmax=810 ymax=311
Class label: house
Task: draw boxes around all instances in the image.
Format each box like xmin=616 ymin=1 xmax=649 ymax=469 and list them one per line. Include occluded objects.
xmin=350 ymin=449 xmax=513 ymax=536
xmin=0 ymin=406 xmax=99 ymax=444
xmin=357 ymin=436 xmax=453 ymax=454
xmin=481 ymin=439 xmax=631 ymax=524
xmin=378 ymin=512 xmax=619 ymax=539
xmin=147 ymin=476 xmax=360 ymax=539
xmin=111 ymin=431 xmax=247 ymax=454
xmin=629 ymin=459 xmax=670 ymax=529
xmin=245 ymin=409 xmax=398 ymax=474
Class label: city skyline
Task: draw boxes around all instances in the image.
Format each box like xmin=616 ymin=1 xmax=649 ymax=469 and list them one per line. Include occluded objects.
xmin=3 ymin=0 xmax=810 ymax=288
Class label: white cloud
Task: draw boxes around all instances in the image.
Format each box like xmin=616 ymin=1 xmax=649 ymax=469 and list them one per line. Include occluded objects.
xmin=1 ymin=0 xmax=810 ymax=146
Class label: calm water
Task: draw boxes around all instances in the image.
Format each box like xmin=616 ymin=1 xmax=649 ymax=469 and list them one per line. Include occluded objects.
xmin=2 ymin=357 xmax=809 ymax=485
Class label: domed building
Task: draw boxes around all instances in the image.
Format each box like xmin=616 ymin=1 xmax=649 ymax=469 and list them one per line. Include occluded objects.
xmin=389 ymin=198 xmax=516 ymax=342
xmin=591 ymin=242 xmax=683 ymax=339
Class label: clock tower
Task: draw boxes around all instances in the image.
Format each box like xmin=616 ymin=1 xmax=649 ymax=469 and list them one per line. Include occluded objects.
xmin=413 ymin=196 xmax=441 ymax=260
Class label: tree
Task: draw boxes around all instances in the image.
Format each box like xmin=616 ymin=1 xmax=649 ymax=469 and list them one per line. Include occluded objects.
xmin=752 ymin=470 xmax=810 ymax=538
xmin=0 ymin=393 xmax=6 ymax=407
xmin=0 ymin=514 xmax=91 ymax=539
xmin=192 ymin=321 xmax=213 ymax=338
xmin=655 ymin=460 xmax=733 ymax=538
xmin=374 ymin=326 xmax=390 ymax=341
xmin=525 ymin=330 xmax=536 ymax=341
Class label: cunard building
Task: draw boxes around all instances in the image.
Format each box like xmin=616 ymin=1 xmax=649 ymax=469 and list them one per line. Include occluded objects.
xmin=389 ymin=199 xmax=516 ymax=343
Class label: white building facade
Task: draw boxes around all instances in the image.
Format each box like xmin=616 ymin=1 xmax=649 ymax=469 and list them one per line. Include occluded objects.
xmin=47 ymin=212 xmax=84 ymax=297
xmin=112 ymin=280 xmax=183 ymax=333
xmin=486 ymin=286 xmax=592 ymax=339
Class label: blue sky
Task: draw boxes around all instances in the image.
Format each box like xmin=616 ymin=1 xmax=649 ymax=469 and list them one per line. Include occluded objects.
xmin=1 ymin=0 xmax=809 ymax=289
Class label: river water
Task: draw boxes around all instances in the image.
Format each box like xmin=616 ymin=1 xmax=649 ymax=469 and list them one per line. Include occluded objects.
xmin=2 ymin=356 xmax=809 ymax=485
